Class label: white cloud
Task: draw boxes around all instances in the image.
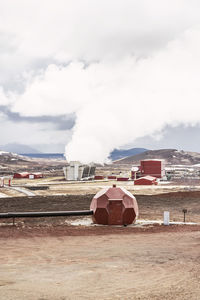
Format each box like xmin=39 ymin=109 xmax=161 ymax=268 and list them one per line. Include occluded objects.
xmin=1 ymin=1 xmax=200 ymax=160
xmin=0 ymin=112 xmax=72 ymax=147
xmin=1 ymin=28 xmax=198 ymax=162
xmin=0 ymin=0 xmax=200 ymax=84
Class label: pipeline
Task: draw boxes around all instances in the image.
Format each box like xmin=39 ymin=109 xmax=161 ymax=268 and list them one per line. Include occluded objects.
xmin=0 ymin=210 xmax=93 ymax=219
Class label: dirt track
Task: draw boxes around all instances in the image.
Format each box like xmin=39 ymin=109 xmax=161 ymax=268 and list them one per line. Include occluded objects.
xmin=0 ymin=190 xmax=200 ymax=299
xmin=0 ymin=227 xmax=200 ymax=300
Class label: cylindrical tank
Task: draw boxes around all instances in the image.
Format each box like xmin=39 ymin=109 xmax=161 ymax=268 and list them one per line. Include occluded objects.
xmin=90 ymin=185 xmax=138 ymax=225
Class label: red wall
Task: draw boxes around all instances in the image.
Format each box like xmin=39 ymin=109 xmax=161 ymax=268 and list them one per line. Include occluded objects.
xmin=13 ymin=173 xmax=29 ymax=179
xmin=140 ymin=160 xmax=165 ymax=178
xmin=94 ymin=175 xmax=104 ymax=180
xmin=117 ymin=177 xmax=129 ymax=181
xmin=134 ymin=178 xmax=157 ymax=185
xmin=107 ymin=176 xmax=117 ymax=179
xmin=32 ymin=174 xmax=43 ymax=179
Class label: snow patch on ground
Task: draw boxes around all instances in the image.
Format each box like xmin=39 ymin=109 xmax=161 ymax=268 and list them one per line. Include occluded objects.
xmin=65 ymin=217 xmax=199 ymax=227
xmin=0 ymin=151 xmax=9 ymax=155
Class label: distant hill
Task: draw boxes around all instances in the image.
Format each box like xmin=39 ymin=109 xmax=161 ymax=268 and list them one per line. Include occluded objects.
xmin=22 ymin=153 xmax=65 ymax=159
xmin=110 ymin=148 xmax=148 ymax=161
xmin=0 ymin=143 xmax=41 ymax=154
xmin=113 ymin=149 xmax=200 ymax=165
xmin=0 ymin=150 xmax=31 ymax=164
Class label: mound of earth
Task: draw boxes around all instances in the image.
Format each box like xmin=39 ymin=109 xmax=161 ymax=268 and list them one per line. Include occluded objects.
xmin=0 ymin=150 xmax=66 ymax=175
xmin=113 ymin=148 xmax=200 ymax=165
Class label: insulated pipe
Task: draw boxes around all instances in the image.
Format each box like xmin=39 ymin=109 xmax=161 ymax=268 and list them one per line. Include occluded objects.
xmin=0 ymin=210 xmax=93 ymax=219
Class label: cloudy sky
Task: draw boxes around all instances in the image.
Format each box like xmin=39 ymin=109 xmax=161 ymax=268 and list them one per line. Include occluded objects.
xmin=1 ymin=0 xmax=200 ymax=161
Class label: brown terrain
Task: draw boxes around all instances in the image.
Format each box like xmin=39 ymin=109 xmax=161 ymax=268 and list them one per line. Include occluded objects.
xmin=0 ymin=191 xmax=200 ymax=222
xmin=0 ymin=225 xmax=200 ymax=300
xmin=113 ymin=148 xmax=200 ymax=165
xmin=0 ymin=151 xmax=66 ymax=176
xmin=0 ymin=189 xmax=200 ymax=300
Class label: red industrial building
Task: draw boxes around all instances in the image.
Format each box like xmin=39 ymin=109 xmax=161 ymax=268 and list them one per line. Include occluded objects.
xmin=94 ymin=175 xmax=104 ymax=180
xmin=90 ymin=184 xmax=138 ymax=225
xmin=29 ymin=173 xmax=43 ymax=179
xmin=140 ymin=159 xmax=165 ymax=178
xmin=14 ymin=172 xmax=43 ymax=179
xmin=107 ymin=175 xmax=117 ymax=180
xmin=134 ymin=175 xmax=157 ymax=185
xmin=13 ymin=172 xmax=29 ymax=179
xmin=117 ymin=177 xmax=129 ymax=181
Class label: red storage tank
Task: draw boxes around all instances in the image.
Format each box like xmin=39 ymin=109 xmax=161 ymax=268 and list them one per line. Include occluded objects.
xmin=140 ymin=159 xmax=165 ymax=178
xmin=90 ymin=185 xmax=138 ymax=225
xmin=134 ymin=175 xmax=157 ymax=185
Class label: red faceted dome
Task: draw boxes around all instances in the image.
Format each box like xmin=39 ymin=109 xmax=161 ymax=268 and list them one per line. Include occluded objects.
xmin=90 ymin=185 xmax=138 ymax=225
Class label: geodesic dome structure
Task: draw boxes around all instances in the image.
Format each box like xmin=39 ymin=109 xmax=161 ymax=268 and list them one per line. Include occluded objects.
xmin=90 ymin=185 xmax=138 ymax=225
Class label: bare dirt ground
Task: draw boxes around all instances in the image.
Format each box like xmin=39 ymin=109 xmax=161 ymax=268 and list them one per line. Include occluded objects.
xmin=0 ymin=226 xmax=200 ymax=300
xmin=0 ymin=172 xmax=200 ymax=299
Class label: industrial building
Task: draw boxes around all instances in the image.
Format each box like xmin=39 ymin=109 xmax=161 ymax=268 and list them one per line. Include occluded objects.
xmin=13 ymin=172 xmax=29 ymax=179
xmin=134 ymin=175 xmax=157 ymax=185
xmin=13 ymin=172 xmax=43 ymax=179
xmin=117 ymin=177 xmax=129 ymax=181
xmin=94 ymin=175 xmax=104 ymax=180
xmin=165 ymin=165 xmax=200 ymax=179
xmin=107 ymin=175 xmax=117 ymax=180
xmin=63 ymin=161 xmax=96 ymax=181
xmin=140 ymin=159 xmax=165 ymax=178
xmin=28 ymin=173 xmax=43 ymax=179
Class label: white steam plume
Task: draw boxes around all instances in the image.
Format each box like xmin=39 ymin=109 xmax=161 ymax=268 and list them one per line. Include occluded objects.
xmin=66 ymin=28 xmax=200 ymax=163
xmin=7 ymin=28 xmax=200 ymax=163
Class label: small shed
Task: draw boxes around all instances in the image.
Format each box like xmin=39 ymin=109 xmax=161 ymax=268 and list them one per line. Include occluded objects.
xmin=134 ymin=175 xmax=157 ymax=185
xmin=117 ymin=177 xmax=129 ymax=181
xmin=107 ymin=175 xmax=117 ymax=180
xmin=94 ymin=175 xmax=104 ymax=180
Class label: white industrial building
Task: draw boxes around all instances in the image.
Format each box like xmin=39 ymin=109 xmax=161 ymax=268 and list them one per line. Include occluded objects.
xmin=63 ymin=161 xmax=95 ymax=181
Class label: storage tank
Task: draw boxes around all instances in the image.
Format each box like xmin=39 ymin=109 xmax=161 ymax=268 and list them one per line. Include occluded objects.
xmin=90 ymin=185 xmax=138 ymax=225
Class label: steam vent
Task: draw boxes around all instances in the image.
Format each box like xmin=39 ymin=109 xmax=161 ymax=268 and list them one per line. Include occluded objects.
xmin=90 ymin=185 xmax=138 ymax=225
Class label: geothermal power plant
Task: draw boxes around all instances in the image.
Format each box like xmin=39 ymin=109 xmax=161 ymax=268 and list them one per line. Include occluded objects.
xmin=62 ymin=158 xmax=166 ymax=185
xmin=1 ymin=149 xmax=200 ymax=300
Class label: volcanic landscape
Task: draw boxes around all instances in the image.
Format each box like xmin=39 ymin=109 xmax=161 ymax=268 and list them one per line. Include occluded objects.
xmin=0 ymin=151 xmax=200 ymax=300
